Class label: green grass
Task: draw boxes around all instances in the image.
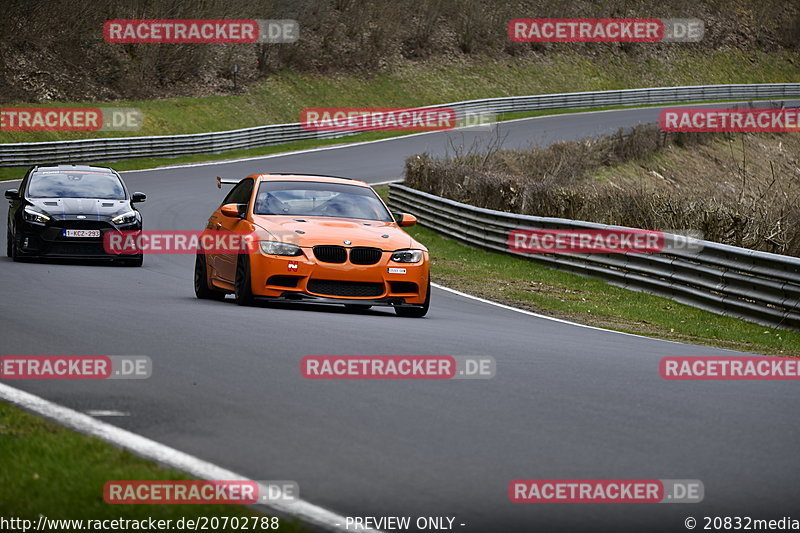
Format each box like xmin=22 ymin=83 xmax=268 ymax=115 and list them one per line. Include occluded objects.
xmin=0 ymin=402 xmax=309 ymax=531
xmin=0 ymin=105 xmax=645 ymax=182
xmin=1 ymin=98 xmax=783 ymax=183
xmin=2 ymin=49 xmax=797 ymax=144
xmin=0 ymin=105 xmax=634 ymax=182
xmin=2 ymin=48 xmax=796 ymax=180
xmin=0 ymin=130 xmax=416 ymax=181
xmin=405 ymin=225 xmax=800 ymax=356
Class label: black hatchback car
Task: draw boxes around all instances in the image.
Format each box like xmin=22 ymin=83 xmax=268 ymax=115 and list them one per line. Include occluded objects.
xmin=5 ymin=164 xmax=146 ymax=266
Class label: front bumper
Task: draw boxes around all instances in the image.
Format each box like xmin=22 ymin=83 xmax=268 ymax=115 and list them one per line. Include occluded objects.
xmin=14 ymin=219 xmax=140 ymax=259
xmin=249 ymin=249 xmax=429 ymax=305
xmin=257 ymin=292 xmax=418 ymax=308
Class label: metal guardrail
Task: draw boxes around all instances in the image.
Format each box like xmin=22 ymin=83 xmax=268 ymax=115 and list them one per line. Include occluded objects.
xmin=388 ymin=184 xmax=800 ymax=330
xmin=2 ymin=83 xmax=799 ymax=167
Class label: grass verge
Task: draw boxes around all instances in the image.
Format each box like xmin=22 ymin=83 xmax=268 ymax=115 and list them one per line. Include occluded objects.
xmin=404 ymin=225 xmax=800 ymax=356
xmin=0 ymin=98 xmax=779 ymax=183
xmin=0 ymin=130 xmax=416 ymax=181
xmin=0 ymin=401 xmax=309 ymax=531
xmin=3 ymin=50 xmax=798 ymax=144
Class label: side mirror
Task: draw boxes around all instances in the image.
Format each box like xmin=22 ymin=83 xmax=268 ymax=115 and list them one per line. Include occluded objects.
xmin=220 ymin=203 xmax=245 ymax=218
xmin=5 ymin=189 xmax=19 ymax=200
xmin=397 ymin=213 xmax=417 ymax=227
xmin=131 ymin=192 xmax=146 ymax=203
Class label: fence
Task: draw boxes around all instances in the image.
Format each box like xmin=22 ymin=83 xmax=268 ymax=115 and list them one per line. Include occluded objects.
xmin=388 ymin=184 xmax=800 ymax=330
xmin=2 ymin=83 xmax=799 ymax=167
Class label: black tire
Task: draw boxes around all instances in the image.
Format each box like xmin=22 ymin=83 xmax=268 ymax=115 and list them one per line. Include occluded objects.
xmin=345 ymin=304 xmax=372 ymax=311
xmin=8 ymin=227 xmax=20 ymax=262
xmin=395 ymin=279 xmax=430 ymax=318
xmin=194 ymin=253 xmax=226 ymax=300
xmin=234 ymin=253 xmax=256 ymax=306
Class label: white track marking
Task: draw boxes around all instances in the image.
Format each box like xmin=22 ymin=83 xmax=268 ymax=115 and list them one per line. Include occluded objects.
xmin=432 ymin=282 xmax=680 ymax=343
xmin=0 ymin=99 xmax=776 ymax=530
xmin=85 ymin=409 xmax=129 ymax=417
xmin=369 ymin=178 xmax=404 ymax=186
xmin=0 ymin=383 xmax=380 ymax=533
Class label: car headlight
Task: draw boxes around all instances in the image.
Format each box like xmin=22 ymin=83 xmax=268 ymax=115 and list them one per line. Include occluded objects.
xmin=259 ymin=240 xmax=302 ymax=256
xmin=23 ymin=206 xmax=51 ymax=224
xmin=112 ymin=211 xmax=138 ymax=225
xmin=390 ymin=249 xmax=423 ymax=263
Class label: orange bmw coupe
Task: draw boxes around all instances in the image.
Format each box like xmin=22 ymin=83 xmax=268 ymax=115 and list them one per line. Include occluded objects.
xmin=194 ymin=173 xmax=430 ymax=317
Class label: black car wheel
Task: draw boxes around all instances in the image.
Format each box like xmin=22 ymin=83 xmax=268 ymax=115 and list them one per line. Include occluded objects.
xmin=234 ymin=253 xmax=255 ymax=306
xmin=194 ymin=253 xmax=225 ymax=300
xmin=7 ymin=227 xmax=20 ymax=262
xmin=395 ymin=279 xmax=430 ymax=318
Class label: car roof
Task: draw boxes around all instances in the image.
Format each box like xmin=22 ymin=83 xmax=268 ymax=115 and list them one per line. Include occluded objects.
xmin=32 ymin=164 xmax=117 ymax=174
xmin=249 ymin=173 xmax=370 ymax=187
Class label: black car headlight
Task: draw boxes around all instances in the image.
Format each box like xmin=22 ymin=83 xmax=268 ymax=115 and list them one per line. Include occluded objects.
xmin=390 ymin=249 xmax=423 ymax=263
xmin=111 ymin=211 xmax=138 ymax=225
xmin=259 ymin=240 xmax=302 ymax=256
xmin=23 ymin=206 xmax=51 ymax=224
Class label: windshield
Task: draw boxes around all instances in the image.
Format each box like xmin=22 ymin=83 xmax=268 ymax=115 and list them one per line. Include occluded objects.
xmin=27 ymin=171 xmax=126 ymax=199
xmin=254 ymin=181 xmax=392 ymax=222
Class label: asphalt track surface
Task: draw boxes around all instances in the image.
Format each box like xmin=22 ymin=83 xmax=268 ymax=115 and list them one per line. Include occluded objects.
xmin=2 ymin=104 xmax=799 ymax=533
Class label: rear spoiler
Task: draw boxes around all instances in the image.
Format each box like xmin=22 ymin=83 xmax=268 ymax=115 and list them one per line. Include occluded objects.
xmin=216 ymin=176 xmax=242 ymax=188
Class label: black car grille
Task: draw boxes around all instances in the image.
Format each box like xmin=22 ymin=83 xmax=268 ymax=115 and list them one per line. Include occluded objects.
xmin=349 ymin=247 xmax=382 ymax=265
xmin=313 ymin=245 xmax=383 ymax=265
xmin=56 ymin=220 xmax=113 ymax=230
xmin=47 ymin=242 xmax=109 ymax=256
xmin=307 ymin=279 xmax=384 ymax=298
xmin=313 ymin=245 xmax=347 ymax=263
xmin=266 ymin=275 xmax=300 ymax=288
xmin=389 ymin=281 xmax=418 ymax=294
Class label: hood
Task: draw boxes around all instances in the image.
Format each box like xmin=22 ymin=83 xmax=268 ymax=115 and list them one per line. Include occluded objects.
xmin=252 ymin=215 xmax=419 ymax=250
xmin=28 ymin=198 xmax=131 ymax=219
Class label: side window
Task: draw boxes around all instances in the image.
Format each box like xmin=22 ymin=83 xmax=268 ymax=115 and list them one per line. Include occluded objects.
xmin=238 ymin=180 xmax=254 ymax=206
xmin=222 ymin=179 xmax=254 ymax=206
xmin=19 ymin=169 xmax=35 ymax=197
xmin=221 ymin=182 xmax=242 ymax=205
